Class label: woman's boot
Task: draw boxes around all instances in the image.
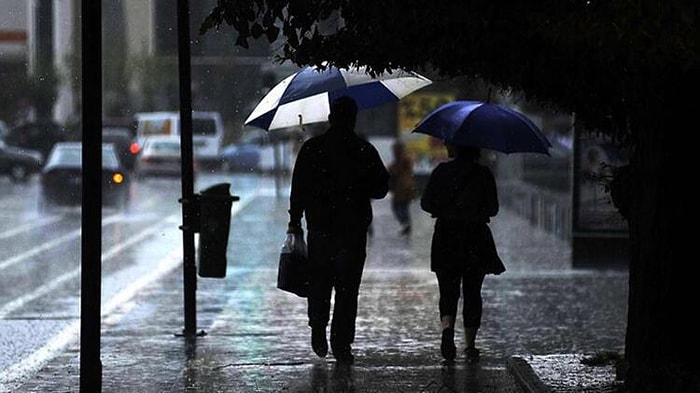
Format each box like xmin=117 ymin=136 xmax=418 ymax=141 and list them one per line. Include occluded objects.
xmin=440 ymin=316 xmax=456 ymax=361
xmin=464 ymin=327 xmax=480 ymax=362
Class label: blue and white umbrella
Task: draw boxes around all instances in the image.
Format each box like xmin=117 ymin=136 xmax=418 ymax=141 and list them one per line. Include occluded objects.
xmin=245 ymin=65 xmax=432 ymax=131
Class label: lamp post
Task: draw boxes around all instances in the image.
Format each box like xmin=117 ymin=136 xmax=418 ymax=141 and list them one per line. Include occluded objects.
xmin=176 ymin=0 xmax=203 ymax=339
xmin=80 ymin=1 xmax=102 ymax=391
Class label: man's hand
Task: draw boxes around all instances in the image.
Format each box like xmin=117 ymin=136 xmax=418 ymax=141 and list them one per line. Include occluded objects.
xmin=287 ymin=222 xmax=303 ymax=235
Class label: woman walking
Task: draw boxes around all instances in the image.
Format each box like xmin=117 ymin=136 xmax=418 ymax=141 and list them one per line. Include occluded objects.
xmin=420 ymin=144 xmax=504 ymax=362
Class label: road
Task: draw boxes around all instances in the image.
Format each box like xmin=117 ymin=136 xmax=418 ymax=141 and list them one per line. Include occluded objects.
xmin=0 ymin=172 xmax=279 ymax=384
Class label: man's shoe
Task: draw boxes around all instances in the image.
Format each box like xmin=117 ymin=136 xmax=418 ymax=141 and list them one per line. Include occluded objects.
xmin=465 ymin=347 xmax=480 ymax=363
xmin=441 ymin=328 xmax=456 ymax=361
xmin=311 ymin=327 xmax=328 ymax=358
xmin=333 ymin=346 xmax=354 ymax=365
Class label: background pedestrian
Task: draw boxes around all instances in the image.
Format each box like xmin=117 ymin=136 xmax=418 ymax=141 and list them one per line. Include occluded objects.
xmin=387 ymin=139 xmax=417 ymax=236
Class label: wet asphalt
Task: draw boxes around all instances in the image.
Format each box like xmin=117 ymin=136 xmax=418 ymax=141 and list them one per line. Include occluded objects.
xmin=10 ymin=181 xmax=628 ymax=392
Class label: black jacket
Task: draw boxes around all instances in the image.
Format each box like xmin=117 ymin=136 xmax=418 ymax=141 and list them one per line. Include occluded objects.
xmin=420 ymin=157 xmax=504 ymax=274
xmin=289 ymin=127 xmax=389 ymax=234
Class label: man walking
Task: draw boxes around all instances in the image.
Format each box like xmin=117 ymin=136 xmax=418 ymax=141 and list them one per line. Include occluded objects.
xmin=287 ymin=96 xmax=390 ymax=364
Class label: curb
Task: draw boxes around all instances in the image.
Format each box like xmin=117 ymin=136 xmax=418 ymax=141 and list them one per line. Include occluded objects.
xmin=507 ymin=356 xmax=553 ymax=393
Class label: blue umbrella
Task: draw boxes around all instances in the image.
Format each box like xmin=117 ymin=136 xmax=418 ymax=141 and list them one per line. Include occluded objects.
xmin=245 ymin=64 xmax=432 ymax=131
xmin=412 ymin=101 xmax=552 ymax=155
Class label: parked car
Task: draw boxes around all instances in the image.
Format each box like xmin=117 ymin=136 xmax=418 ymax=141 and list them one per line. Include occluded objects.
xmin=102 ymin=127 xmax=139 ymax=171
xmin=5 ymin=121 xmax=66 ymax=163
xmin=0 ymin=140 xmax=43 ymax=183
xmin=136 ymin=135 xmax=195 ymax=178
xmin=221 ymin=129 xmax=299 ymax=173
xmin=39 ymin=142 xmax=131 ymax=210
xmin=220 ymin=142 xmax=261 ymax=172
xmin=135 ymin=111 xmax=223 ymax=170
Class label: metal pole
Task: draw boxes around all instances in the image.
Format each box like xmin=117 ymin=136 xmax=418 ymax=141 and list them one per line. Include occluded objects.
xmin=80 ymin=0 xmax=102 ymax=391
xmin=33 ymin=0 xmax=53 ymax=77
xmin=176 ymin=0 xmax=201 ymax=338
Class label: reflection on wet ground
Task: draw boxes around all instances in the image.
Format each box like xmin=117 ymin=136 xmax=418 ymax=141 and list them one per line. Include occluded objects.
xmin=12 ymin=179 xmax=626 ymax=392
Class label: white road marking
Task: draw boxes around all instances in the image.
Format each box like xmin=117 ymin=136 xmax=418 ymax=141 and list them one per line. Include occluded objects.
xmin=0 ymin=214 xmax=177 ymax=319
xmin=0 ymin=216 xmax=62 ymax=240
xmin=0 ymin=193 xmax=257 ymax=388
xmin=0 ymin=212 xmax=124 ymax=272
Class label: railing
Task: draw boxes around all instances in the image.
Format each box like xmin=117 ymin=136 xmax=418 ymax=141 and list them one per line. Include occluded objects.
xmin=497 ymin=180 xmax=572 ymax=241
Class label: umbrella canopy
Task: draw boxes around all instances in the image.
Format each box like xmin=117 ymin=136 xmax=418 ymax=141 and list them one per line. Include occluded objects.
xmin=412 ymin=101 xmax=552 ymax=155
xmin=245 ymin=65 xmax=432 ymax=131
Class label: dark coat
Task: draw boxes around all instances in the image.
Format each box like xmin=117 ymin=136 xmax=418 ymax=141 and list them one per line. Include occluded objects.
xmin=289 ymin=126 xmax=390 ymax=234
xmin=420 ymin=157 xmax=505 ymax=275
xmin=388 ymin=154 xmax=416 ymax=203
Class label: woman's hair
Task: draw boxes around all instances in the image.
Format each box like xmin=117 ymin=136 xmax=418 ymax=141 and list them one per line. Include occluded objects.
xmin=456 ymin=145 xmax=481 ymax=161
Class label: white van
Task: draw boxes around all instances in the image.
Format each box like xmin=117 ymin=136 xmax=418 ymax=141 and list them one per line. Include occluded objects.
xmin=135 ymin=111 xmax=224 ymax=168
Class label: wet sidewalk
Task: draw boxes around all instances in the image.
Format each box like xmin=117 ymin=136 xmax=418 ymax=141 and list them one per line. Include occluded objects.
xmin=11 ymin=184 xmax=627 ymax=392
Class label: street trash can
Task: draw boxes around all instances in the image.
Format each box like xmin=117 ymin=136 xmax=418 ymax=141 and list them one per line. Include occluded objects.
xmin=196 ymin=182 xmax=239 ymax=278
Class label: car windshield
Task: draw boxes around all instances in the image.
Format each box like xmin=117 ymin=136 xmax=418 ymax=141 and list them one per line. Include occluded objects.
xmin=138 ymin=118 xmax=173 ymax=137
xmin=47 ymin=146 xmax=81 ymax=166
xmin=46 ymin=144 xmax=121 ymax=167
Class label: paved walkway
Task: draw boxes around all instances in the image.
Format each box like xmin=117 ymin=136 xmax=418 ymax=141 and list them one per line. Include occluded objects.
xmin=10 ymin=181 xmax=627 ymax=392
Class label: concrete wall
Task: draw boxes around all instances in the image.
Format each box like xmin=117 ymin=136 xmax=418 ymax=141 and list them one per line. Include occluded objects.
xmin=0 ymin=0 xmax=27 ymax=61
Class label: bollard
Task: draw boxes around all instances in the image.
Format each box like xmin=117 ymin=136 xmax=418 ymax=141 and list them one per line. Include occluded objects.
xmin=196 ymin=182 xmax=239 ymax=278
